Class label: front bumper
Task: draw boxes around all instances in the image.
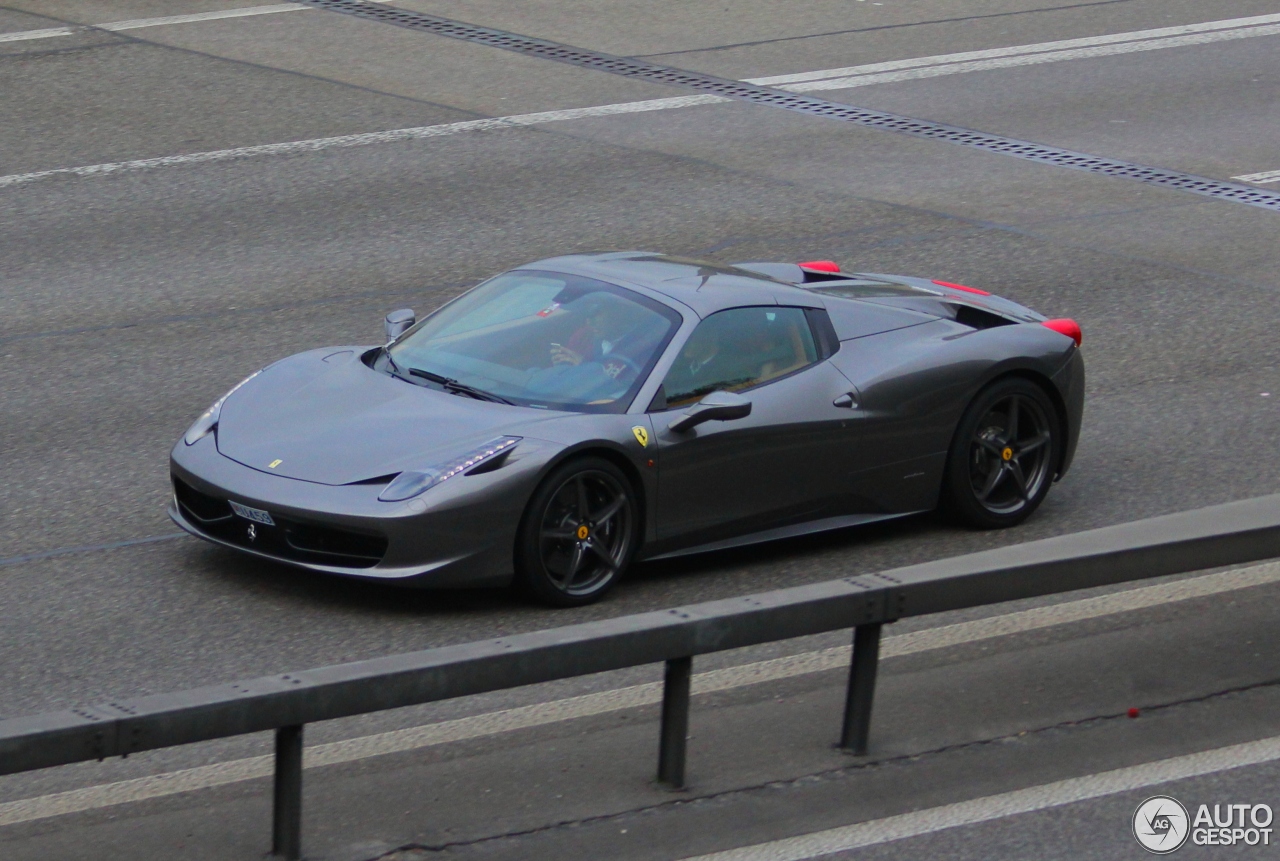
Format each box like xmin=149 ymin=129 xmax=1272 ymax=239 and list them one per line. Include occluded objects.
xmin=170 ymin=434 xmax=545 ymax=587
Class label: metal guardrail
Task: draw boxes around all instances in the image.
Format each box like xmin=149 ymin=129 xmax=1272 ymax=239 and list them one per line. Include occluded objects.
xmin=4 ymin=494 xmax=1280 ymax=857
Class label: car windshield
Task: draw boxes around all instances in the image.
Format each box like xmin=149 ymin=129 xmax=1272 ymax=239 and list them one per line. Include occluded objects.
xmin=386 ymin=270 xmax=682 ymax=412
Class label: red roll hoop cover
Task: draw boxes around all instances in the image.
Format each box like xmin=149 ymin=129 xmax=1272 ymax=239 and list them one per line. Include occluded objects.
xmin=932 ymin=279 xmax=991 ymax=296
xmin=1042 ymin=318 xmax=1083 ymax=346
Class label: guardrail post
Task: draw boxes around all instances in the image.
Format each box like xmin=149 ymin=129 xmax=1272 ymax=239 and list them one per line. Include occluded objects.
xmin=840 ymin=623 xmax=882 ymax=755
xmin=657 ymin=656 xmax=692 ymax=788
xmin=272 ymin=724 xmax=304 ymax=859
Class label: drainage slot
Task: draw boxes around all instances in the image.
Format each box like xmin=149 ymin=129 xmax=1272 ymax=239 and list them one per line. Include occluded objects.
xmin=293 ymin=0 xmax=1280 ymax=213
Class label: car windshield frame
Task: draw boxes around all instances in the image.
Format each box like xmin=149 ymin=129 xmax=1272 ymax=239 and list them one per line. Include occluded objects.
xmin=385 ymin=270 xmax=684 ymax=413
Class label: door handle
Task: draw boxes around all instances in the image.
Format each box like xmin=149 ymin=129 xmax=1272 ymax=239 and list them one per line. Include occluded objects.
xmin=833 ymin=392 xmax=858 ymax=409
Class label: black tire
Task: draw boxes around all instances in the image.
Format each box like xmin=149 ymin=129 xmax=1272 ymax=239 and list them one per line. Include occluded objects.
xmin=941 ymin=377 xmax=1061 ymax=529
xmin=514 ymin=456 xmax=639 ymax=607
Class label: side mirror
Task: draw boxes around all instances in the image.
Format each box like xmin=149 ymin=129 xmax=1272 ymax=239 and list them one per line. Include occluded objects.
xmin=668 ymin=390 xmax=752 ymax=433
xmin=384 ymin=308 xmax=416 ymax=341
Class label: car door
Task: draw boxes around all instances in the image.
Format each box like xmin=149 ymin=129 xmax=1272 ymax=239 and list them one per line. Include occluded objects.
xmin=650 ymin=306 xmax=864 ymax=549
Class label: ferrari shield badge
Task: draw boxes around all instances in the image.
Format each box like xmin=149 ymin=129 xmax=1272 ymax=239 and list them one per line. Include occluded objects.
xmin=631 ymin=426 xmax=649 ymax=448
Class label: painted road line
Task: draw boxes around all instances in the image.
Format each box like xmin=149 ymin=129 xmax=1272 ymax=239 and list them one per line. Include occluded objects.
xmin=779 ymin=24 xmax=1280 ymax=94
xmin=0 ymin=26 xmax=76 ymax=43
xmin=0 ymin=95 xmax=727 ymax=189
xmin=749 ymin=13 xmax=1280 ymax=86
xmin=4 ymin=7 xmax=1277 ymax=59
xmin=2 ymin=561 xmax=1279 ymax=828
xmin=677 ymin=735 xmax=1280 ymax=861
xmin=96 ymin=4 xmax=306 ymax=33
xmin=3 ymin=12 xmax=1279 ymax=192
xmin=1234 ymin=170 xmax=1280 ymax=185
xmin=0 ymin=0 xmax=412 ymax=43
xmin=0 ymin=4 xmax=304 ymax=43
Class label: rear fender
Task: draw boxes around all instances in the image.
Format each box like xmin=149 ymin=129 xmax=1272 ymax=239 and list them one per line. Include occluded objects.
xmin=835 ymin=321 xmax=1078 ymax=459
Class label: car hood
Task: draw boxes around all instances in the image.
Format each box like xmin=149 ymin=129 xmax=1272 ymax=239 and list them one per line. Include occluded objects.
xmin=216 ymin=349 xmax=547 ymax=485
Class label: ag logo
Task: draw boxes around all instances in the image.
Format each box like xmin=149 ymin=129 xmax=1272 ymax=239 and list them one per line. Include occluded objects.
xmin=1134 ymin=795 xmax=1190 ymax=853
xmin=631 ymin=426 xmax=649 ymax=448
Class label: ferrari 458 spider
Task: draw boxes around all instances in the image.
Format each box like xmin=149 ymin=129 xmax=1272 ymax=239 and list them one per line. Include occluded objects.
xmin=170 ymin=252 xmax=1084 ymax=605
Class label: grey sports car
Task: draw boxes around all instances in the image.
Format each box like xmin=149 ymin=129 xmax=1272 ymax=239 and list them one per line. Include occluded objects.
xmin=170 ymin=252 xmax=1084 ymax=605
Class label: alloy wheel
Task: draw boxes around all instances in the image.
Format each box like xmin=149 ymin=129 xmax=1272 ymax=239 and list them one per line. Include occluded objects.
xmin=536 ymin=469 xmax=634 ymax=598
xmin=968 ymin=393 xmax=1053 ymax=516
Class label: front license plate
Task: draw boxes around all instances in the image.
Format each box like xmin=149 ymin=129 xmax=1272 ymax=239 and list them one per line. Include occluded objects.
xmin=230 ymin=501 xmax=275 ymax=525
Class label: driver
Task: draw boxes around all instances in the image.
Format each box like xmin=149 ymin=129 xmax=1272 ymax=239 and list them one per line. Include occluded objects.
xmin=524 ymin=294 xmax=651 ymax=401
xmin=551 ymin=298 xmax=627 ymax=367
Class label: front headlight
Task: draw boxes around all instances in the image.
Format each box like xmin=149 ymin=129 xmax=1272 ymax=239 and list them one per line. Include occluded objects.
xmin=183 ymin=370 xmax=262 ymax=446
xmin=378 ymin=436 xmax=521 ymax=502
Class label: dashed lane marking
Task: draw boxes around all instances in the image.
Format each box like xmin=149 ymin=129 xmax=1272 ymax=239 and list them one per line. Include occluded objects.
xmin=2 ymin=561 xmax=1279 ymax=828
xmin=0 ymin=4 xmax=305 ymax=43
xmin=0 ymin=96 xmax=728 ymax=189
xmin=677 ymin=734 xmax=1280 ymax=860
xmin=1234 ymin=170 xmax=1280 ymax=185
xmin=3 ymin=6 xmax=1278 ymax=59
xmin=775 ymin=22 xmax=1280 ymax=93
xmin=754 ymin=13 xmax=1280 ymax=88
xmin=0 ymin=25 xmax=77 ymax=43
xmin=3 ymin=9 xmax=1280 ymax=210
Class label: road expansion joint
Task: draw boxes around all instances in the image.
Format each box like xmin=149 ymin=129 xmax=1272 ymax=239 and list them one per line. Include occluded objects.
xmin=359 ymin=675 xmax=1280 ymax=860
xmin=0 ymin=38 xmax=126 ymax=61
xmin=0 ymin=156 xmax=1228 ymax=351
xmin=65 ymin=26 xmax=494 ymax=124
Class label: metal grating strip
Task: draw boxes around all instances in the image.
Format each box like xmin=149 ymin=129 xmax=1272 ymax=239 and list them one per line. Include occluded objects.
xmin=295 ymin=0 xmax=1280 ymax=213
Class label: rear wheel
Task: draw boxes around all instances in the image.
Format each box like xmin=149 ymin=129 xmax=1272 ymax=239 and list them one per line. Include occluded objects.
xmin=942 ymin=377 xmax=1060 ymax=529
xmin=515 ymin=457 xmax=638 ymax=606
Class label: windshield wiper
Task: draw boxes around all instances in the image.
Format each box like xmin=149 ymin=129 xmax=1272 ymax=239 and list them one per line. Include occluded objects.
xmin=408 ymin=367 xmax=514 ymax=405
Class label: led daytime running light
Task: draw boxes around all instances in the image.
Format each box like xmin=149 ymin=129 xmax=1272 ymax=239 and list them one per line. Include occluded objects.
xmin=379 ymin=436 xmax=521 ymax=502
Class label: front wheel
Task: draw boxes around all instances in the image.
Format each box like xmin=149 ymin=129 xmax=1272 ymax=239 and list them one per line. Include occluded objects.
xmin=941 ymin=377 xmax=1061 ymax=529
xmin=515 ymin=457 xmax=638 ymax=606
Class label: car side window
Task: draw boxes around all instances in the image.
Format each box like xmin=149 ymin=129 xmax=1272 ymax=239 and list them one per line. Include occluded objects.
xmin=660 ymin=306 xmax=819 ymax=408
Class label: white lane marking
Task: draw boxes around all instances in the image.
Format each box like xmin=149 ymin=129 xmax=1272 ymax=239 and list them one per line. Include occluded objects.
xmin=749 ymin=13 xmax=1280 ymax=86
xmin=676 ymin=735 xmax=1280 ymax=861
xmin=2 ymin=7 xmax=1275 ymax=54
xmin=2 ymin=12 xmax=1280 ymax=189
xmin=0 ymin=95 xmax=727 ymax=189
xmin=2 ymin=12 xmax=1278 ymax=190
xmin=0 ymin=4 xmax=305 ymax=43
xmin=1234 ymin=170 xmax=1280 ymax=184
xmin=0 ymin=26 xmax=76 ymax=43
xmin=95 ymin=4 xmax=305 ymax=33
xmin=779 ymin=23 xmax=1280 ymax=93
xmin=2 ymin=561 xmax=1278 ymax=828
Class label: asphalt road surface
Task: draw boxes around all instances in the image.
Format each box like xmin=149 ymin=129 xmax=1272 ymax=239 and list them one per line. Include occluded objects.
xmin=2 ymin=0 xmax=1280 ymax=858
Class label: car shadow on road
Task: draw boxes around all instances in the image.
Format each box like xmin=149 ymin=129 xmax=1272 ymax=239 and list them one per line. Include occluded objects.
xmin=190 ymin=506 xmax=1047 ymax=627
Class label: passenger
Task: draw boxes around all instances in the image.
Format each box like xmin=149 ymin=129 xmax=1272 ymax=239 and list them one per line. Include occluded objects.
xmin=664 ymin=318 xmax=755 ymax=405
